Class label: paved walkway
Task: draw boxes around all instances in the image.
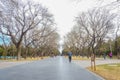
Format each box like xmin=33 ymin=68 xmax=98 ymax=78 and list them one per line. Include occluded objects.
xmin=0 ymin=61 xmax=31 ymax=69
xmin=0 ymin=56 xmax=104 ymax=80
xmin=74 ymin=59 xmax=120 ymax=68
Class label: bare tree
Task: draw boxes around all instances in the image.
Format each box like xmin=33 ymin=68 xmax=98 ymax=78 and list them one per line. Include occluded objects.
xmin=22 ymin=12 xmax=55 ymax=58
xmin=32 ymin=26 xmax=59 ymax=57
xmin=63 ymin=24 xmax=91 ymax=56
xmin=0 ymin=0 xmax=54 ymax=60
xmin=75 ymin=8 xmax=116 ymax=54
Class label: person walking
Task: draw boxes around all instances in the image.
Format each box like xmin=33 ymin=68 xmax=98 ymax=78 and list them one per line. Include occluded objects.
xmin=109 ymin=52 xmax=112 ymax=59
xmin=103 ymin=53 xmax=106 ymax=60
xmin=68 ymin=51 xmax=72 ymax=63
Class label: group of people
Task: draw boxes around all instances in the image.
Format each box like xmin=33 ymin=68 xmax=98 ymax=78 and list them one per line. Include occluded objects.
xmin=103 ymin=52 xmax=112 ymax=59
xmin=67 ymin=51 xmax=113 ymax=62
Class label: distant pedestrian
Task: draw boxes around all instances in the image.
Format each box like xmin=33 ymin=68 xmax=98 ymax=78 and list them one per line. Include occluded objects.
xmin=68 ymin=51 xmax=72 ymax=62
xmin=103 ymin=53 xmax=106 ymax=60
xmin=109 ymin=52 xmax=112 ymax=59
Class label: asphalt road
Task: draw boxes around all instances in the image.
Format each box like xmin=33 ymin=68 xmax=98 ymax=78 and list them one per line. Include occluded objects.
xmin=0 ymin=56 xmax=104 ymax=80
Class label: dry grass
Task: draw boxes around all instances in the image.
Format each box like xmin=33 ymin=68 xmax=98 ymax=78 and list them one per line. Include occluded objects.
xmin=64 ymin=56 xmax=90 ymax=60
xmin=88 ymin=63 xmax=120 ymax=80
xmin=0 ymin=56 xmax=49 ymax=62
xmin=65 ymin=56 xmax=103 ymax=60
xmin=72 ymin=56 xmax=90 ymax=60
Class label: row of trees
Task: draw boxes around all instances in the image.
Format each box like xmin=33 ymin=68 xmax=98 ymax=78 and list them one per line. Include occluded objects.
xmin=0 ymin=0 xmax=60 ymax=60
xmin=63 ymin=1 xmax=120 ymax=58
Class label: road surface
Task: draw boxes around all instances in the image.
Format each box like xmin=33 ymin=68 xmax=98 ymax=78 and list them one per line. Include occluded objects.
xmin=0 ymin=56 xmax=104 ymax=80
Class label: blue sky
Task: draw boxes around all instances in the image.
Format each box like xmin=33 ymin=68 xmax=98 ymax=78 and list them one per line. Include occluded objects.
xmin=0 ymin=35 xmax=10 ymax=45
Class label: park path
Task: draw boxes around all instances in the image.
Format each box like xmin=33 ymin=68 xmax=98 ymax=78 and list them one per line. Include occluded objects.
xmin=74 ymin=58 xmax=120 ymax=68
xmin=0 ymin=61 xmax=31 ymax=69
xmin=0 ymin=56 xmax=104 ymax=80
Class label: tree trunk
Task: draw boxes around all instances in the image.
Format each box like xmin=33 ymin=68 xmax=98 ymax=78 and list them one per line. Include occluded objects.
xmin=24 ymin=47 xmax=28 ymax=59
xmin=114 ymin=40 xmax=117 ymax=55
xmin=92 ymin=45 xmax=95 ymax=54
xmin=16 ymin=46 xmax=21 ymax=60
